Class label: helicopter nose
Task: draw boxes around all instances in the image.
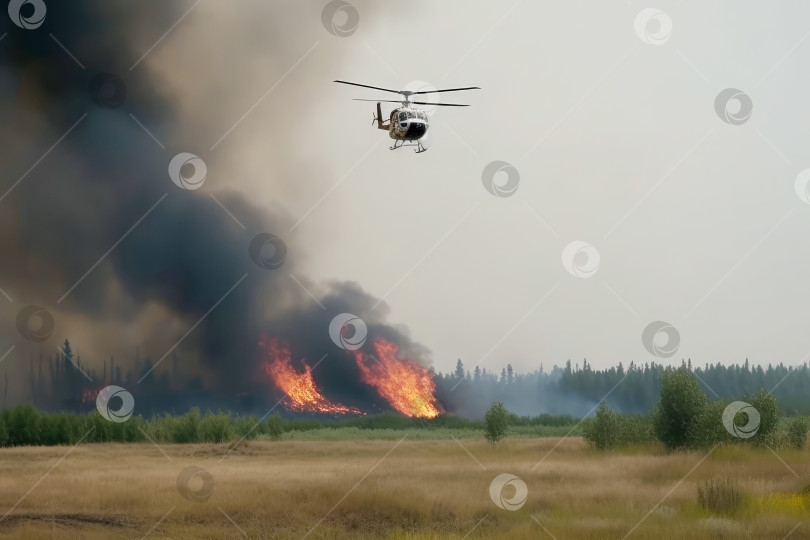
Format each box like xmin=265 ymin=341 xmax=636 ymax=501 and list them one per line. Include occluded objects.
xmin=404 ymin=122 xmax=427 ymax=140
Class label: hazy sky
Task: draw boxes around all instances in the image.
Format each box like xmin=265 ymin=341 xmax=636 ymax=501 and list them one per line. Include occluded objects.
xmin=289 ymin=1 xmax=810 ymax=374
xmin=4 ymin=1 xmax=810 ymax=379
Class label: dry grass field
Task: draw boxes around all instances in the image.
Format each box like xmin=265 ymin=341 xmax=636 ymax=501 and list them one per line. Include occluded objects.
xmin=0 ymin=437 xmax=808 ymax=539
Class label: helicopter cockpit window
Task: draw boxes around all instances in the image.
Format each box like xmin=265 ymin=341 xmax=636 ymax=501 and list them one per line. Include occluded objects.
xmin=399 ymin=112 xmax=407 ymax=122
xmin=407 ymin=111 xmax=416 ymax=119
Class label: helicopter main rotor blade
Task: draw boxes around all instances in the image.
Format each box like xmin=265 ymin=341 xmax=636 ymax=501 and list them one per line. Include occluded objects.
xmin=411 ymin=87 xmax=481 ymax=94
xmin=352 ymin=99 xmax=405 ymax=103
xmin=334 ymin=80 xmax=403 ymax=94
xmin=411 ymin=101 xmax=470 ymax=107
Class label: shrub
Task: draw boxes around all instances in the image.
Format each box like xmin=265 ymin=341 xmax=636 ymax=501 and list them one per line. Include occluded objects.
xmin=267 ymin=412 xmax=284 ymax=441
xmin=200 ymin=412 xmax=234 ymax=442
xmin=690 ymin=400 xmax=733 ymax=448
xmin=786 ymin=417 xmax=809 ymax=450
xmin=747 ymin=391 xmax=778 ymax=440
xmin=620 ymin=414 xmax=656 ymax=445
xmin=4 ymin=405 xmax=43 ymax=446
xmin=484 ymin=401 xmax=509 ymax=445
xmin=697 ymin=477 xmax=744 ymax=515
xmin=654 ymin=368 xmax=708 ymax=449
xmin=583 ymin=402 xmax=620 ymax=450
xmin=172 ymin=407 xmax=201 ymax=443
xmin=583 ymin=403 xmax=654 ymax=450
xmin=755 ymin=429 xmax=790 ymax=451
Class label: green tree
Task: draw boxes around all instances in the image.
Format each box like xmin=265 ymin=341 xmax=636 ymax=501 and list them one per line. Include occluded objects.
xmin=454 ymin=359 xmax=465 ymax=380
xmin=484 ymin=401 xmax=509 ymax=445
xmin=654 ymin=368 xmax=708 ymax=449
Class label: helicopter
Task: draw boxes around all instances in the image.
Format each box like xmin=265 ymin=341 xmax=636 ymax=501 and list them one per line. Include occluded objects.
xmin=334 ymin=80 xmax=480 ymax=153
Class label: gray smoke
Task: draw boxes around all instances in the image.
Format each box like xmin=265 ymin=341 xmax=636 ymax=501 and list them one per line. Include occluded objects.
xmin=0 ymin=1 xmax=433 ymax=412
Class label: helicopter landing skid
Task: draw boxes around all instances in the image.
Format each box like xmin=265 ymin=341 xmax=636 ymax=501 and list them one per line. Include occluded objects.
xmin=389 ymin=140 xmax=427 ymax=153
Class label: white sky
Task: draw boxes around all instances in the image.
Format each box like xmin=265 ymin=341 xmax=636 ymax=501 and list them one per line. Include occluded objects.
xmin=269 ymin=1 xmax=810 ymax=374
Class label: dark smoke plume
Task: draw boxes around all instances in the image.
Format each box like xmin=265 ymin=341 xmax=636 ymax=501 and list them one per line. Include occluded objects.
xmin=0 ymin=1 xmax=432 ymax=414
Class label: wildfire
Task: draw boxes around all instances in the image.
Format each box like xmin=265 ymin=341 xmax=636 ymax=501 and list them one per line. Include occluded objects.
xmin=81 ymin=387 xmax=102 ymax=403
xmin=261 ymin=337 xmax=363 ymax=415
xmin=354 ymin=338 xmax=440 ymax=418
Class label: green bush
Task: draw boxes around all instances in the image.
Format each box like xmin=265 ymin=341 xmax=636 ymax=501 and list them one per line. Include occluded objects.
xmin=267 ymin=412 xmax=284 ymax=441
xmin=583 ymin=402 xmax=620 ymax=450
xmin=654 ymin=368 xmax=708 ymax=449
xmin=173 ymin=407 xmax=201 ymax=443
xmin=747 ymin=391 xmax=778 ymax=440
xmin=583 ymin=403 xmax=654 ymax=449
xmin=200 ymin=412 xmax=235 ymax=442
xmin=3 ymin=405 xmax=43 ymax=446
xmin=484 ymin=401 xmax=509 ymax=445
xmin=690 ymin=400 xmax=733 ymax=448
xmin=786 ymin=417 xmax=809 ymax=450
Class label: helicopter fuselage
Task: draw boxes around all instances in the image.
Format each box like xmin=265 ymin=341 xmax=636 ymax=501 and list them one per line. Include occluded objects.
xmin=388 ymin=106 xmax=429 ymax=141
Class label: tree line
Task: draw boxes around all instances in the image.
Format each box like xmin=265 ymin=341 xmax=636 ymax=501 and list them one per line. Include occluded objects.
xmin=436 ymin=358 xmax=810 ymax=417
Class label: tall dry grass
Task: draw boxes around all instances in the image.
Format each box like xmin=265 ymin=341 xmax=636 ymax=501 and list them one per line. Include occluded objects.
xmin=0 ymin=438 xmax=807 ymax=539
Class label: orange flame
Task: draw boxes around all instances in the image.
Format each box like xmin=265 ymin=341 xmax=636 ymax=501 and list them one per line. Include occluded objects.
xmin=262 ymin=337 xmax=363 ymax=415
xmin=354 ymin=338 xmax=440 ymax=418
xmin=81 ymin=387 xmax=102 ymax=403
